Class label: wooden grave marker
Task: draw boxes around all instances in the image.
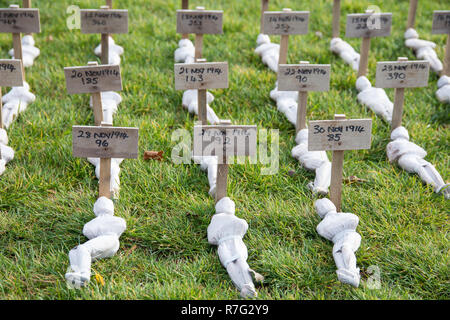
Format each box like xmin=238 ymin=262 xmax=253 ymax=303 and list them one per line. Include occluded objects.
xmin=193 ymin=121 xmax=257 ymax=203
xmin=407 ymin=0 xmax=419 ymax=29
xmin=260 ymin=0 xmax=270 ymax=34
xmin=263 ymin=8 xmax=310 ymax=65
xmin=80 ymin=6 xmax=128 ymax=64
xmin=431 ymin=10 xmax=450 ymax=76
xmin=72 ymin=123 xmax=139 ymax=199
xmin=376 ymin=57 xmax=430 ymax=130
xmin=0 ymin=59 xmax=23 ymax=130
xmin=174 ymin=60 xmax=228 ymax=125
xmin=332 ymin=0 xmax=341 ymax=38
xmin=0 ymin=4 xmax=41 ymax=80
xmin=308 ymin=114 xmax=372 ymax=211
xmin=346 ymin=10 xmax=392 ymax=77
xmin=181 ymin=0 xmax=189 ymax=39
xmin=64 ymin=61 xmax=122 ymax=125
xmin=176 ymin=7 xmax=223 ymax=60
xmin=278 ymin=61 xmax=331 ymax=133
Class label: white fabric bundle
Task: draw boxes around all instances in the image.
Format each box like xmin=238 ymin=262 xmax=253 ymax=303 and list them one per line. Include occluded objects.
xmin=330 ymin=37 xmax=360 ymax=71
xmin=0 ymin=128 xmax=14 ymax=176
xmin=9 ymin=35 xmax=40 ymax=67
xmin=255 ymin=34 xmax=279 ymax=72
xmin=404 ymin=28 xmax=443 ymax=74
xmin=207 ymin=197 xmax=263 ymax=298
xmin=192 ymin=155 xmax=218 ymax=197
xmin=315 ymin=198 xmax=361 ymax=287
xmin=65 ymin=197 xmax=126 ymax=288
xmin=174 ymin=38 xmax=195 ymax=64
xmin=89 ymin=91 xmax=122 ymax=124
xmin=387 ymin=126 xmax=449 ymax=199
xmin=182 ymin=90 xmax=220 ymax=125
xmin=1 ymin=81 xmax=36 ymax=129
xmin=356 ymin=76 xmax=393 ymax=123
xmin=94 ymin=36 xmax=124 ymax=65
xmin=436 ymin=75 xmax=450 ymax=104
xmin=86 ymin=157 xmax=124 ymax=198
xmin=270 ymin=85 xmax=331 ymax=194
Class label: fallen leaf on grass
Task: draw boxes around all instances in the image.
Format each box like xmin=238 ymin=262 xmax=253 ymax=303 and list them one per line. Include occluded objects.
xmin=144 ymin=150 xmax=164 ymax=161
xmin=344 ymin=176 xmax=368 ymax=184
xmin=94 ymin=272 xmax=105 ymax=286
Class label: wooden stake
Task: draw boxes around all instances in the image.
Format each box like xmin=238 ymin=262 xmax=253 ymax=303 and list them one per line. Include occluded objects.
xmin=100 ymin=5 xmax=110 ymax=65
xmin=215 ymin=120 xmax=231 ymax=203
xmin=196 ymin=58 xmax=207 ymax=125
xmin=330 ymin=114 xmax=346 ymax=211
xmin=0 ymin=87 xmax=3 ymax=130
xmin=357 ymin=36 xmax=371 ymax=77
xmin=332 ymin=0 xmax=341 ymax=38
xmin=260 ymin=0 xmax=269 ymax=34
xmin=10 ymin=5 xmax=25 ymax=81
xmin=296 ymin=61 xmax=309 ymax=133
xmin=444 ymin=34 xmax=450 ymax=76
xmin=88 ymin=61 xmax=104 ymax=125
xmin=106 ymin=0 xmax=113 ymax=8
xmin=99 ymin=121 xmax=112 ymax=199
xmin=406 ymin=0 xmax=418 ymax=29
xmin=194 ymin=7 xmax=205 ymax=60
xmin=181 ymin=0 xmax=189 ymax=39
xmin=391 ymin=57 xmax=409 ymax=130
xmin=278 ymin=8 xmax=292 ymax=65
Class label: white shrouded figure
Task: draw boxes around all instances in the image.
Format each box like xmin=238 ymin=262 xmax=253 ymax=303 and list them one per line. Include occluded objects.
xmin=315 ymin=198 xmax=361 ymax=288
xmin=0 ymin=128 xmax=14 ymax=175
xmin=182 ymin=90 xmax=220 ymax=125
xmin=192 ymin=155 xmax=218 ymax=197
xmin=1 ymin=82 xmax=36 ymax=129
xmin=87 ymin=157 xmax=123 ymax=198
xmin=356 ymin=76 xmax=393 ymax=123
xmin=65 ymin=197 xmax=126 ymax=288
xmin=404 ymin=28 xmax=443 ymax=74
xmin=207 ymin=197 xmax=263 ymax=298
xmin=9 ymin=35 xmax=40 ymax=67
xmin=436 ymin=76 xmax=450 ymax=104
xmin=174 ymin=38 xmax=195 ymax=64
xmin=94 ymin=36 xmax=124 ymax=65
xmin=330 ymin=38 xmax=360 ymax=71
xmin=89 ymin=91 xmax=122 ymax=124
xmin=270 ymin=85 xmax=331 ymax=194
xmin=255 ymin=34 xmax=279 ymax=72
xmin=387 ymin=126 xmax=449 ymax=199
xmin=292 ymin=129 xmax=331 ymax=195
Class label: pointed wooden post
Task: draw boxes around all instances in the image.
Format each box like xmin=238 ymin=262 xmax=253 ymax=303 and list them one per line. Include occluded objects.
xmin=376 ymin=58 xmax=430 ymax=131
xmin=99 ymin=122 xmax=112 ymax=198
xmin=215 ymin=120 xmax=231 ymax=203
xmin=181 ymin=0 xmax=189 ymax=39
xmin=332 ymin=0 xmax=341 ymax=38
xmin=11 ymin=5 xmax=24 ymax=80
xmin=309 ymin=116 xmax=373 ymax=211
xmin=106 ymin=0 xmax=113 ymax=8
xmin=0 ymin=59 xmax=23 ymax=129
xmin=196 ymin=58 xmax=208 ymax=125
xmin=279 ymin=8 xmax=292 ymax=65
xmin=260 ymin=0 xmax=269 ymax=34
xmin=100 ymin=5 xmax=111 ymax=65
xmin=407 ymin=0 xmax=418 ymax=29
xmin=194 ymin=6 xmax=205 ymax=59
xmin=346 ymin=10 xmax=392 ymax=77
xmin=88 ymin=62 xmax=104 ymax=125
xmin=431 ymin=11 xmax=450 ymax=76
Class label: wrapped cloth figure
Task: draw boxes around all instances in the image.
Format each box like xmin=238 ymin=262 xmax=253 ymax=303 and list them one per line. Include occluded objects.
xmin=175 ymin=38 xmax=195 ymax=64
xmin=65 ymin=197 xmax=126 ymax=288
xmin=330 ymin=37 xmax=360 ymax=71
xmin=255 ymin=34 xmax=280 ymax=72
xmin=207 ymin=197 xmax=263 ymax=298
xmin=436 ymin=75 xmax=450 ymax=104
xmin=356 ymin=76 xmax=393 ymax=123
xmin=387 ymin=126 xmax=449 ymax=199
xmin=94 ymin=36 xmax=124 ymax=65
xmin=404 ymin=28 xmax=443 ymax=74
xmin=315 ymin=198 xmax=361 ymax=287
xmin=9 ymin=35 xmax=40 ymax=68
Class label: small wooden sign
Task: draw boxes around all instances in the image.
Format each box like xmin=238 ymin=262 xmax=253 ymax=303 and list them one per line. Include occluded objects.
xmin=176 ymin=9 xmax=223 ymax=34
xmin=345 ymin=13 xmax=392 ymax=38
xmin=0 ymin=8 xmax=40 ymax=33
xmin=193 ymin=125 xmax=257 ymax=160
xmin=278 ymin=64 xmax=331 ymax=91
xmin=376 ymin=60 xmax=430 ymax=88
xmin=64 ymin=64 xmax=122 ymax=94
xmin=262 ymin=11 xmax=309 ymax=35
xmin=72 ymin=125 xmax=139 ymax=159
xmin=174 ymin=62 xmax=228 ymax=90
xmin=308 ymin=119 xmax=372 ymax=151
xmin=80 ymin=9 xmax=128 ymax=34
xmin=432 ymin=11 xmax=450 ymax=34
xmin=0 ymin=59 xmax=23 ymax=87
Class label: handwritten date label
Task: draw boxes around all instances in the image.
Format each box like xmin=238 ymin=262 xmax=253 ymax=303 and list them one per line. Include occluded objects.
xmin=64 ymin=65 xmax=122 ymax=94
xmin=376 ymin=61 xmax=430 ymax=88
xmin=0 ymin=59 xmax=23 ymax=87
xmin=432 ymin=11 xmax=450 ymax=34
xmin=72 ymin=126 xmax=139 ymax=159
xmin=80 ymin=9 xmax=128 ymax=34
xmin=345 ymin=13 xmax=392 ymax=38
xmin=193 ymin=125 xmax=257 ymax=162
xmin=0 ymin=8 xmax=40 ymax=33
xmin=174 ymin=62 xmax=228 ymax=90
xmin=308 ymin=119 xmax=372 ymax=151
xmin=176 ymin=10 xmax=223 ymax=35
xmin=278 ymin=64 xmax=331 ymax=91
xmin=262 ymin=11 xmax=309 ymax=35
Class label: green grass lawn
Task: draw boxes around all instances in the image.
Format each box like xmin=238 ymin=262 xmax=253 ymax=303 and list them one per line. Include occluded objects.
xmin=0 ymin=0 xmax=448 ymax=299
